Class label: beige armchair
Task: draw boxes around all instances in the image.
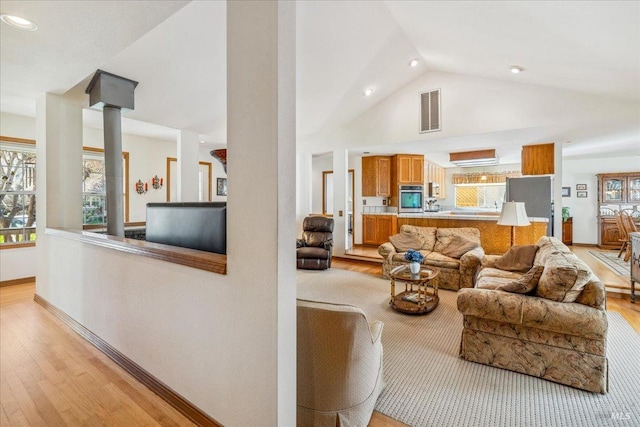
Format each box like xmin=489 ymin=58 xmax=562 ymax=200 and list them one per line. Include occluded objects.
xmin=297 ymin=299 xmax=384 ymax=427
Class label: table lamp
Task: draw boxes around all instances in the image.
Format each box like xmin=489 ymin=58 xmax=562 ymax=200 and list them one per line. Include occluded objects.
xmin=497 ymin=201 xmax=530 ymax=246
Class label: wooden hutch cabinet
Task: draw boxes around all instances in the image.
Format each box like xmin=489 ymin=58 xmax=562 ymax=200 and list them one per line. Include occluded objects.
xmin=597 ymin=172 xmax=640 ymax=249
xmin=599 ymin=173 xmax=640 ymax=204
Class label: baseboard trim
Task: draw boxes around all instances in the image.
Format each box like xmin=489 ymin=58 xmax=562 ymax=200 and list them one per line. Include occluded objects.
xmin=607 ymin=290 xmax=632 ymax=300
xmin=0 ymin=276 xmax=36 ymax=287
xmin=571 ymin=243 xmax=598 ymax=247
xmin=334 ymin=254 xmax=383 ymax=264
xmin=33 ymin=294 xmax=222 ymax=427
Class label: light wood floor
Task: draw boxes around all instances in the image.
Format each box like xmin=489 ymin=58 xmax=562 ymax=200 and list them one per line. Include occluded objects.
xmin=0 ymin=283 xmax=196 ymax=426
xmin=3 ymin=245 xmax=637 ymax=427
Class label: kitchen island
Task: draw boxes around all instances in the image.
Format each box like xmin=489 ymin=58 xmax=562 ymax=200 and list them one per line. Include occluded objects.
xmin=363 ymin=211 xmax=548 ymax=254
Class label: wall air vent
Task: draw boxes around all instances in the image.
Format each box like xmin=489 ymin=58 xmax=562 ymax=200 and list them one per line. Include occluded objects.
xmin=449 ymin=149 xmax=498 ymax=167
xmin=420 ymin=89 xmax=441 ymax=133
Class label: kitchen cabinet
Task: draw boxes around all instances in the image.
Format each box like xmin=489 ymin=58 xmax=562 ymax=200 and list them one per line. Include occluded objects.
xmin=362 ymin=214 xmax=398 ymax=246
xmin=425 ymin=160 xmax=446 ymax=199
xmin=521 ymin=143 xmax=554 ymax=175
xmin=390 ymin=154 xmax=424 ymax=204
xmin=562 ymin=217 xmax=573 ymax=246
xmin=362 ymin=156 xmax=391 ymax=197
xmin=393 ymin=154 xmax=424 ymax=185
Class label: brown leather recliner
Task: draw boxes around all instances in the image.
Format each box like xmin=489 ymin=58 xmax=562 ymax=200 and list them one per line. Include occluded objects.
xmin=297 ymin=216 xmax=334 ymax=270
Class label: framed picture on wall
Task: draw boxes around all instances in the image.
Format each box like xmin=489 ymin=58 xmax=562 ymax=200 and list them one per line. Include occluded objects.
xmin=562 ymin=187 xmax=571 ymax=197
xmin=217 ymin=178 xmax=227 ymax=196
xmin=576 ymin=184 xmax=587 ymax=191
xmin=577 ymin=191 xmax=588 ymax=198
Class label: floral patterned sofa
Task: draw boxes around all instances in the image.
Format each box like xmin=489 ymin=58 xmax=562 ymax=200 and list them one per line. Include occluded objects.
xmin=457 ymin=236 xmax=608 ymax=393
xmin=378 ymin=225 xmax=484 ymax=290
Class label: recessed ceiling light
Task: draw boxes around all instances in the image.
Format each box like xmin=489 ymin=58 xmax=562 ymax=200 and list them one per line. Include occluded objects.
xmin=200 ymin=140 xmax=205 ymax=144
xmin=0 ymin=14 xmax=38 ymax=31
xmin=510 ymin=66 xmax=524 ymax=74
xmin=409 ymin=59 xmax=419 ymax=67
xmin=363 ymin=87 xmax=374 ymax=97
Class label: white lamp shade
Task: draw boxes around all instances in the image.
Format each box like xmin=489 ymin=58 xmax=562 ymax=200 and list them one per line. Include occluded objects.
xmin=497 ymin=202 xmax=530 ymax=226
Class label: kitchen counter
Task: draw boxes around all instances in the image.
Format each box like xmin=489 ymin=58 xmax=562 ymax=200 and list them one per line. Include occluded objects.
xmin=362 ymin=211 xmax=548 ymax=254
xmin=363 ymin=211 xmax=548 ymax=222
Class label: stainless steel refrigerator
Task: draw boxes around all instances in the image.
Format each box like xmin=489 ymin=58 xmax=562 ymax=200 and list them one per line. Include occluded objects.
xmin=505 ymin=176 xmax=553 ymax=236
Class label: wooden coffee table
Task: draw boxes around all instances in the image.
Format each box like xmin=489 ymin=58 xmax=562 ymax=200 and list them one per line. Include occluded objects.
xmin=389 ymin=265 xmax=440 ymax=314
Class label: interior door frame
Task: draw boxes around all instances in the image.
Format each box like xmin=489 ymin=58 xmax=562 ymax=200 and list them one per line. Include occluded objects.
xmin=322 ymin=168 xmax=355 ymax=247
xmin=166 ymin=157 xmax=213 ymax=202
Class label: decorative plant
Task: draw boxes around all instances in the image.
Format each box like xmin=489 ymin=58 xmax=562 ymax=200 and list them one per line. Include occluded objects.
xmin=562 ymin=207 xmax=570 ymax=222
xmin=404 ymin=249 xmax=425 ymax=263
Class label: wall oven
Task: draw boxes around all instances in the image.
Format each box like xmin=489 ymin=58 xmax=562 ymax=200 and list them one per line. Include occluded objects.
xmin=398 ymin=185 xmax=424 ymax=213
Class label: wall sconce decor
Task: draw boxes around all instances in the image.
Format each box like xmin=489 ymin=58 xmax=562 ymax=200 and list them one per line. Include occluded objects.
xmin=152 ymin=175 xmax=163 ymax=190
xmin=210 ymin=149 xmax=227 ymax=173
xmin=136 ymin=179 xmax=148 ymax=194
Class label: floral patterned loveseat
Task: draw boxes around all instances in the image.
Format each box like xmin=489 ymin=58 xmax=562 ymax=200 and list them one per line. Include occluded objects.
xmin=457 ymin=236 xmax=608 ymax=393
xmin=378 ymin=225 xmax=484 ymax=290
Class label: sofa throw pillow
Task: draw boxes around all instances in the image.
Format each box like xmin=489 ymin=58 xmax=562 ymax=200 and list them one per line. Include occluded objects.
xmin=536 ymin=252 xmax=593 ymax=303
xmin=440 ymin=235 xmax=479 ymax=259
xmin=494 ymin=245 xmax=539 ymax=273
xmin=389 ymin=233 xmax=423 ymax=252
xmin=496 ymin=265 xmax=544 ymax=294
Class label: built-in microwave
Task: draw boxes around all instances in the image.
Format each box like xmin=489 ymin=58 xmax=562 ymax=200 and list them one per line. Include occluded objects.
xmin=398 ymin=185 xmax=424 ymax=213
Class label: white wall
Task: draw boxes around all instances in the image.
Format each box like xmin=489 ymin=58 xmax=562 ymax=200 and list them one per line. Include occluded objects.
xmin=299 ymin=70 xmax=638 ymax=154
xmin=0 ymin=246 xmax=35 ymax=281
xmin=0 ymin=112 xmax=36 ymax=139
xmin=39 ymin=236 xmax=239 ymax=420
xmin=311 ymin=154 xmax=333 ymax=214
xmin=562 ymin=155 xmax=640 ymax=244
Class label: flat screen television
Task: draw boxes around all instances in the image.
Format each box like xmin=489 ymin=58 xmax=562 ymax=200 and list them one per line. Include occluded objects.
xmin=145 ymin=202 xmax=226 ymax=255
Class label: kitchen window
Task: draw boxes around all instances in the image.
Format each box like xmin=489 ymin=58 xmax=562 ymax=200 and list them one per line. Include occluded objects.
xmin=455 ymin=183 xmax=505 ymax=210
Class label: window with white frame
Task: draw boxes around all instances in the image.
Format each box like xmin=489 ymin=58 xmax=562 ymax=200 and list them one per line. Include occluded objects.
xmin=0 ymin=139 xmax=36 ymax=244
xmin=455 ymin=183 xmax=506 ymax=210
xmin=82 ymin=149 xmax=129 ymax=226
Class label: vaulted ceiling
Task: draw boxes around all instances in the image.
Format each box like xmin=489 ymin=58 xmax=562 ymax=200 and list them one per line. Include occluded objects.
xmin=1 ymin=1 xmax=638 ymax=164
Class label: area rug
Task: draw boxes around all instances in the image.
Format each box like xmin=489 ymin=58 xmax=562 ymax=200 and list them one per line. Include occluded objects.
xmin=297 ymin=268 xmax=640 ymax=427
xmin=589 ymin=250 xmax=630 ymax=277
